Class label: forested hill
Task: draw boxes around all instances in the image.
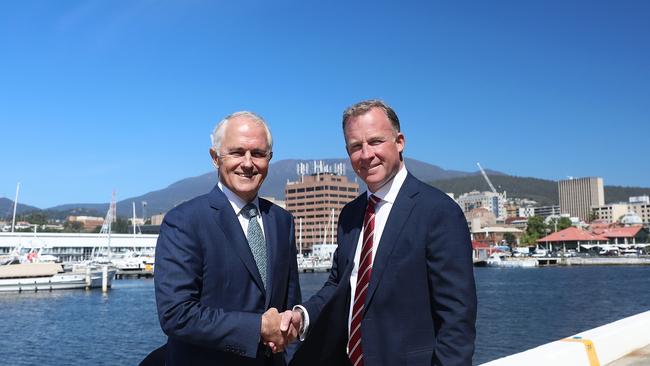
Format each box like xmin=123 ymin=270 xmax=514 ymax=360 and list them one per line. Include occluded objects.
xmin=429 ymin=175 xmax=650 ymax=207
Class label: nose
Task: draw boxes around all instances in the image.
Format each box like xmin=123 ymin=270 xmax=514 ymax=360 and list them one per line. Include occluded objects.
xmin=241 ymin=151 xmax=254 ymax=167
xmin=360 ymin=143 xmax=374 ymax=161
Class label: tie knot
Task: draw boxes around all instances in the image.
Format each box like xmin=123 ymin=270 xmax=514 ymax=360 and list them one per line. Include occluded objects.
xmin=241 ymin=203 xmax=258 ymax=219
xmin=368 ymin=194 xmax=380 ymax=209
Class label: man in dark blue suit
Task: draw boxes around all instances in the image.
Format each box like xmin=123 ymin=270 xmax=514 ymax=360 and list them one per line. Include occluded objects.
xmin=155 ymin=111 xmax=301 ymax=365
xmin=288 ymin=100 xmax=477 ymax=366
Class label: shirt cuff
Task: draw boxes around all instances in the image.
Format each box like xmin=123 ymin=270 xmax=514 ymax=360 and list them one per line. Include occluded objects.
xmin=292 ymin=305 xmax=310 ymax=341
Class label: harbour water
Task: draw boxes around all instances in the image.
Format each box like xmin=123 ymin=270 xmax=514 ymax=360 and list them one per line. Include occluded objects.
xmin=1 ymin=266 xmax=649 ymax=365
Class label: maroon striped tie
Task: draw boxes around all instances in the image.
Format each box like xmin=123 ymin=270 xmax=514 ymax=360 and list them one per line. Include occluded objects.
xmin=348 ymin=194 xmax=380 ymax=366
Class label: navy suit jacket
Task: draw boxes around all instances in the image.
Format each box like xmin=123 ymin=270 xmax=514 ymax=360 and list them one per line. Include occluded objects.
xmin=155 ymin=185 xmax=301 ymax=366
xmin=292 ymin=173 xmax=477 ymax=366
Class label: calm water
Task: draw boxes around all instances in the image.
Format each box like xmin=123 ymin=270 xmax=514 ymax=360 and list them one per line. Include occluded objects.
xmin=1 ymin=267 xmax=650 ymax=365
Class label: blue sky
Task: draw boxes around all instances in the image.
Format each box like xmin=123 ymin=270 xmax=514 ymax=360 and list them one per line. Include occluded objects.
xmin=1 ymin=0 xmax=648 ymax=208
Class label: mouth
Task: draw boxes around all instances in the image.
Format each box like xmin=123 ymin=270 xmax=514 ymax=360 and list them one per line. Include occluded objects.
xmin=361 ymin=164 xmax=381 ymax=173
xmin=236 ymin=172 xmax=257 ymax=179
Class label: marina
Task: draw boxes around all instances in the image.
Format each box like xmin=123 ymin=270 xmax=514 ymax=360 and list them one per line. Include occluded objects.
xmin=2 ymin=267 xmax=650 ymax=365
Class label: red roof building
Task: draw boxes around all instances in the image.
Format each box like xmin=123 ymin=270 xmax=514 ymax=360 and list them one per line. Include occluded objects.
xmin=600 ymin=226 xmax=648 ymax=244
xmin=537 ymin=227 xmax=608 ymax=251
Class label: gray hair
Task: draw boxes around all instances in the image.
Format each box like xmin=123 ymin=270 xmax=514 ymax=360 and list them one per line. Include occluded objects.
xmin=210 ymin=111 xmax=273 ymax=152
xmin=342 ymin=99 xmax=400 ymax=134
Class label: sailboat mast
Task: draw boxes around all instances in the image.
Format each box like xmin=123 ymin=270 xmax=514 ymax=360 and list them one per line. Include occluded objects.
xmin=331 ymin=208 xmax=335 ymax=245
xmin=132 ymin=201 xmax=137 ymax=251
xmin=299 ymin=218 xmax=303 ymax=256
xmin=11 ymin=182 xmax=20 ymax=233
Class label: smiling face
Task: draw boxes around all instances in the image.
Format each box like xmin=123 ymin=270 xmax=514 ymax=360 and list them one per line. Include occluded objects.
xmin=344 ymin=107 xmax=405 ymax=192
xmin=210 ymin=116 xmax=271 ymax=202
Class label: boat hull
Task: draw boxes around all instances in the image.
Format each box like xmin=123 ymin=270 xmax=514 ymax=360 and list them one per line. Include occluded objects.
xmin=0 ymin=269 xmax=116 ymax=293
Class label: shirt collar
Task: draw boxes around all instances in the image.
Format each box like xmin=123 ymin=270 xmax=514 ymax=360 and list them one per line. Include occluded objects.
xmin=218 ymin=181 xmax=259 ymax=216
xmin=367 ymin=164 xmax=408 ymax=204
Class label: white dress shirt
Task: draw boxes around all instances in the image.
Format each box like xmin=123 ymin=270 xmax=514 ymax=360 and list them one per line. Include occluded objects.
xmin=347 ymin=165 xmax=408 ymax=336
xmin=218 ymin=181 xmax=266 ymax=240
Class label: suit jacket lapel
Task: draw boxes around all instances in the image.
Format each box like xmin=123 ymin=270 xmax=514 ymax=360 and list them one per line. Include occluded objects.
xmin=343 ymin=196 xmax=366 ymax=275
xmin=364 ymin=174 xmax=418 ymax=311
xmin=260 ymin=199 xmax=276 ymax=308
xmin=208 ymin=186 xmax=266 ymax=295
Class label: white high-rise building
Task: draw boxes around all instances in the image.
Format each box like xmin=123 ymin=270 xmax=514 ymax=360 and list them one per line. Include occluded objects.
xmin=457 ymin=190 xmax=506 ymax=221
xmin=558 ymin=177 xmax=604 ymax=222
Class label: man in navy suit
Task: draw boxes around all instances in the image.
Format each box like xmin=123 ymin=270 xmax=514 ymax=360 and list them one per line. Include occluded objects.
xmin=287 ymin=100 xmax=477 ymax=366
xmin=155 ymin=111 xmax=301 ymax=365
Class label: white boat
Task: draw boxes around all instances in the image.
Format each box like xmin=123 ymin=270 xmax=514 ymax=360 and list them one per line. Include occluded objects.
xmin=486 ymin=253 xmax=538 ymax=268
xmin=109 ymin=250 xmax=155 ymax=273
xmin=0 ymin=262 xmax=116 ymax=293
xmin=297 ymin=255 xmax=332 ymax=272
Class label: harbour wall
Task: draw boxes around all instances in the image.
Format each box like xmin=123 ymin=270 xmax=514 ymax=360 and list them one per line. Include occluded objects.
xmin=480 ymin=310 xmax=650 ymax=365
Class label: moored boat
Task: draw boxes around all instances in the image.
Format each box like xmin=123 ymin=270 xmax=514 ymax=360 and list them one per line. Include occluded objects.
xmin=0 ymin=262 xmax=116 ymax=293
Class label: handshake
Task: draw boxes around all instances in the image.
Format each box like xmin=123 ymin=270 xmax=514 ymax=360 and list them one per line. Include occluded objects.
xmin=260 ymin=307 xmax=303 ymax=353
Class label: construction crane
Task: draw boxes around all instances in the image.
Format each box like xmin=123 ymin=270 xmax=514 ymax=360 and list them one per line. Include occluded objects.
xmin=476 ymin=162 xmax=497 ymax=194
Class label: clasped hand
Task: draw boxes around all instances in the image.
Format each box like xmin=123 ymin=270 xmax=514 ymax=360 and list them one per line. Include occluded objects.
xmin=260 ymin=308 xmax=303 ymax=353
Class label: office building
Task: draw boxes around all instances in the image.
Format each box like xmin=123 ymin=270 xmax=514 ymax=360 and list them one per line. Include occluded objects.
xmin=457 ymin=190 xmax=506 ymax=221
xmin=558 ymin=177 xmax=604 ymax=222
xmin=285 ymin=163 xmax=359 ymax=254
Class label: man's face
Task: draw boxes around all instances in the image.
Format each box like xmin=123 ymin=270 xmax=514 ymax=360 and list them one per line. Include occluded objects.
xmin=210 ymin=116 xmax=271 ymax=202
xmin=344 ymin=107 xmax=404 ymax=192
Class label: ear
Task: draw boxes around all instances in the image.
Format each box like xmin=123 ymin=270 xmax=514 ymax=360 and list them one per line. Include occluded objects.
xmin=209 ymin=148 xmax=220 ymax=168
xmin=395 ymin=132 xmax=405 ymax=154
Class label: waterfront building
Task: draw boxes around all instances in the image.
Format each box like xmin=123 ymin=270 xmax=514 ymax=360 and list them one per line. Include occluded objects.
xmin=558 ymin=177 xmax=604 ymax=222
xmin=505 ymin=202 xmax=519 ymax=218
xmin=519 ymin=205 xmax=561 ymax=219
xmin=537 ymin=227 xmax=608 ymax=252
xmin=505 ymin=217 xmax=529 ymax=230
xmin=533 ymin=205 xmax=561 ymax=219
xmin=517 ymin=207 xmax=535 ymax=218
xmin=284 ymin=162 xmax=359 ymax=254
xmin=457 ymin=190 xmax=506 ymax=221
xmin=592 ymin=197 xmax=650 ymax=224
xmin=466 ymin=207 xmax=497 ymax=232
xmin=150 ymin=213 xmax=166 ymax=226
xmin=590 ymin=225 xmax=649 ymax=245
xmin=0 ymin=232 xmax=158 ymax=262
xmin=67 ymin=215 xmax=105 ymax=231
xmin=471 ymin=226 xmax=523 ymax=246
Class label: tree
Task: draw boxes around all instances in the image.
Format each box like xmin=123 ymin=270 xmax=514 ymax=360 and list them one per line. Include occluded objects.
xmin=546 ymin=216 xmax=572 ymax=232
xmin=522 ymin=216 xmax=546 ymax=245
xmin=557 ymin=217 xmax=572 ymax=231
xmin=24 ymin=212 xmax=48 ymax=226
xmin=112 ymin=217 xmax=130 ymax=234
xmin=63 ymin=221 xmax=84 ymax=233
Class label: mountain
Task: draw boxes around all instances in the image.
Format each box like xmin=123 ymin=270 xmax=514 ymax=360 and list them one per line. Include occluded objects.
xmin=15 ymin=157 xmax=648 ymax=219
xmin=429 ymin=175 xmax=650 ymax=207
xmin=0 ymin=197 xmax=40 ymax=219
xmin=111 ymin=157 xmax=485 ymax=216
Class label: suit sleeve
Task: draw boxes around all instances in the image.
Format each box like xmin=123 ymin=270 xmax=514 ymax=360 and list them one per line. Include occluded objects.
xmin=426 ymin=202 xmax=477 ymax=366
xmin=286 ymin=217 xmax=302 ymax=308
xmin=154 ymin=209 xmax=262 ymax=358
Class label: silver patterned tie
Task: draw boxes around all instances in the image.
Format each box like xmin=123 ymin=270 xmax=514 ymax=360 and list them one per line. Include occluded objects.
xmin=242 ymin=203 xmax=267 ymax=289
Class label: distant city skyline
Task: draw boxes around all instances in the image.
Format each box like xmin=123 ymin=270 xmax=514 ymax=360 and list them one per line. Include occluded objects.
xmin=1 ymin=1 xmax=649 ymax=208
